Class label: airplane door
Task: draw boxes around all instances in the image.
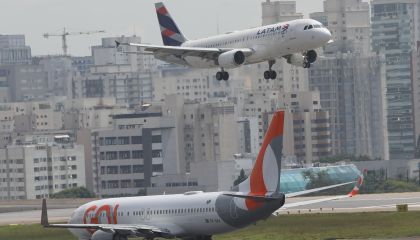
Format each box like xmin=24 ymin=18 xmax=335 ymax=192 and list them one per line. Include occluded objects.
xmin=141 ymin=208 xmax=145 ymax=221
xmin=146 ymin=208 xmax=151 ymax=221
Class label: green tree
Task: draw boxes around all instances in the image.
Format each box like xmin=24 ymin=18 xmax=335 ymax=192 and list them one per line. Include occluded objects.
xmin=51 ymin=187 xmax=95 ymax=199
xmin=233 ymin=169 xmax=248 ymax=186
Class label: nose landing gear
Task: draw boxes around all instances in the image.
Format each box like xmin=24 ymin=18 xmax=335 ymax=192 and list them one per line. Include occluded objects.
xmin=264 ymin=60 xmax=277 ymax=80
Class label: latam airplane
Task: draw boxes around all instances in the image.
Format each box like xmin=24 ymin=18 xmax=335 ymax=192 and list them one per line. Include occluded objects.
xmin=116 ymin=2 xmax=332 ymax=81
xmin=41 ymin=111 xmax=363 ymax=240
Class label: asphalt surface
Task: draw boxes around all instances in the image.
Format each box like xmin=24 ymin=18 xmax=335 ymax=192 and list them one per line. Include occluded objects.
xmin=281 ymin=192 xmax=420 ymax=214
xmin=2 ymin=193 xmax=420 ymax=225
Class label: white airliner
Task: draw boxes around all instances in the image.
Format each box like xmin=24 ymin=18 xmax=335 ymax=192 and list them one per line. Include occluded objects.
xmin=116 ymin=2 xmax=332 ymax=81
xmin=41 ymin=111 xmax=363 ymax=240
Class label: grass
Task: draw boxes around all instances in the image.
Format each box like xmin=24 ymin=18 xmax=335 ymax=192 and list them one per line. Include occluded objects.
xmin=2 ymin=212 xmax=420 ymax=240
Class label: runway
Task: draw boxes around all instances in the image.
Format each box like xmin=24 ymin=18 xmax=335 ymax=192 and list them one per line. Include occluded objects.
xmin=1 ymin=193 xmax=420 ymax=225
xmin=281 ymin=192 xmax=420 ymax=214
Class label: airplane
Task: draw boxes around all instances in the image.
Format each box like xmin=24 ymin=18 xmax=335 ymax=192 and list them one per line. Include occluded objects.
xmin=41 ymin=111 xmax=363 ymax=240
xmin=115 ymin=2 xmax=332 ymax=81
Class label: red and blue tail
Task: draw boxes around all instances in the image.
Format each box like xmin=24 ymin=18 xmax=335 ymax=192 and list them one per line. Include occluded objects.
xmin=155 ymin=2 xmax=188 ymax=46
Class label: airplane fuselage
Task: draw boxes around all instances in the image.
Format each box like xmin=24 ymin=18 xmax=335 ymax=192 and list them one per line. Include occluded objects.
xmin=157 ymin=19 xmax=331 ymax=68
xmin=69 ymin=191 xmax=283 ymax=239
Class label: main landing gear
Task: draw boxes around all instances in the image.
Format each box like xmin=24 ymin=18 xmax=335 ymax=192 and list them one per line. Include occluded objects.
xmin=264 ymin=60 xmax=277 ymax=80
xmin=216 ymin=70 xmax=229 ymax=81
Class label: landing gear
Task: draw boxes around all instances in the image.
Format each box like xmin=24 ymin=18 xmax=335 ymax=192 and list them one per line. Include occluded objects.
xmin=264 ymin=60 xmax=277 ymax=80
xmin=216 ymin=70 xmax=229 ymax=81
xmin=303 ymin=61 xmax=311 ymax=69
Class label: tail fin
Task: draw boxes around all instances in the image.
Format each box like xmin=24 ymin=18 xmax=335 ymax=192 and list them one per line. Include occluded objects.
xmin=155 ymin=2 xmax=188 ymax=46
xmin=239 ymin=111 xmax=284 ymax=197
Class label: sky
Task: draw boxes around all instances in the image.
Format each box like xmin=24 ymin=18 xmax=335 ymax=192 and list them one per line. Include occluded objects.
xmin=0 ymin=0 xmax=324 ymax=56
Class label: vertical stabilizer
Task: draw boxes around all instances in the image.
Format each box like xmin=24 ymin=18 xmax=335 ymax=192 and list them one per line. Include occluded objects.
xmin=155 ymin=2 xmax=188 ymax=46
xmin=239 ymin=111 xmax=284 ymax=197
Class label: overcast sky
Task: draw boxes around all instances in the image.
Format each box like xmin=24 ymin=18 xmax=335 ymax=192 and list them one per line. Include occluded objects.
xmin=1 ymin=0 xmax=324 ymax=56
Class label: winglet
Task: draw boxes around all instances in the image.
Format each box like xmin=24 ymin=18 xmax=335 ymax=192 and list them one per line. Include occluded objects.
xmin=115 ymin=40 xmax=121 ymax=48
xmin=41 ymin=199 xmax=50 ymax=227
xmin=348 ymin=174 xmax=364 ymax=197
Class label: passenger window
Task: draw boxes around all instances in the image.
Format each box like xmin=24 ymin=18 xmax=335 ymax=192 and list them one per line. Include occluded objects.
xmin=308 ymin=25 xmax=313 ymax=29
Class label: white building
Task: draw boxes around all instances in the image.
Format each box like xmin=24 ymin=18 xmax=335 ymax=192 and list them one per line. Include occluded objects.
xmin=0 ymin=136 xmax=86 ymax=200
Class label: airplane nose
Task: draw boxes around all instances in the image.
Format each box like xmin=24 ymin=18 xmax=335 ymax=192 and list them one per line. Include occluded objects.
xmin=323 ymin=29 xmax=332 ymax=43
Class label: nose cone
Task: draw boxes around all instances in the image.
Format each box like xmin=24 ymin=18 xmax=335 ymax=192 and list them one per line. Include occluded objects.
xmin=322 ymin=28 xmax=332 ymax=43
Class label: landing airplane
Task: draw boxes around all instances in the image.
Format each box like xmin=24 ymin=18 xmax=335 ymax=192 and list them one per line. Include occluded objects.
xmin=116 ymin=2 xmax=332 ymax=81
xmin=41 ymin=111 xmax=362 ymax=240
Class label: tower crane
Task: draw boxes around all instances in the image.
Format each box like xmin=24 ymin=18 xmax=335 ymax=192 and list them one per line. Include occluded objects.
xmin=43 ymin=28 xmax=105 ymax=56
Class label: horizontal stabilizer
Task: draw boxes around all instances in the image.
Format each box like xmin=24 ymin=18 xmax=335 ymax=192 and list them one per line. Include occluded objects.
xmin=223 ymin=192 xmax=285 ymax=202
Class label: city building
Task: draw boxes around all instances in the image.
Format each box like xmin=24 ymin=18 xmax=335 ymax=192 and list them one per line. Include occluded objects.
xmin=371 ymin=0 xmax=420 ymax=159
xmin=262 ymin=0 xmax=303 ymax=25
xmin=0 ymin=35 xmax=31 ymax=65
xmin=63 ymin=97 xmax=129 ymax=130
xmin=73 ymin=36 xmax=153 ymax=105
xmin=183 ymin=100 xmax=245 ymax=170
xmin=308 ymin=47 xmax=388 ymax=160
xmin=0 ymin=135 xmax=86 ymax=200
xmin=310 ymin=0 xmax=371 ymax=55
xmin=81 ymin=96 xmax=185 ymax=197
xmin=413 ymin=41 xmax=420 ymax=152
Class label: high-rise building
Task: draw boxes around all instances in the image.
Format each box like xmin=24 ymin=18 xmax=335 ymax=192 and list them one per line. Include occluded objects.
xmin=73 ymin=36 xmax=153 ymax=105
xmin=82 ymin=96 xmax=185 ymax=197
xmin=311 ymin=0 xmax=371 ymax=55
xmin=262 ymin=0 xmax=303 ymax=25
xmin=412 ymin=41 xmax=420 ymax=154
xmin=371 ymin=0 xmax=420 ymax=159
xmin=0 ymin=135 xmax=86 ymax=200
xmin=0 ymin=35 xmax=31 ymax=65
xmin=308 ymin=48 xmax=388 ymax=160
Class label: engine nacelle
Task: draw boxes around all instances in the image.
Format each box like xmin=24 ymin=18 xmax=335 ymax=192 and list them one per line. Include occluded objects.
xmin=91 ymin=230 xmax=114 ymax=240
xmin=218 ymin=50 xmax=245 ymax=69
xmin=307 ymin=50 xmax=317 ymax=63
xmin=287 ymin=53 xmax=306 ymax=67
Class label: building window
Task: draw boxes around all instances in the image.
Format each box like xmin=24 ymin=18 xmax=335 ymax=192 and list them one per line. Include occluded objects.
xmin=134 ymin=179 xmax=145 ymax=187
xmin=152 ymin=135 xmax=162 ymax=143
xmin=119 ymin=151 xmax=131 ymax=159
xmin=132 ymin=150 xmax=143 ymax=159
xmin=118 ymin=137 xmax=130 ymax=145
xmin=131 ymin=136 xmax=142 ymax=144
xmin=133 ymin=165 xmax=144 ymax=173
xmin=152 ymin=150 xmax=162 ymax=158
xmin=120 ymin=165 xmax=132 ymax=174
xmin=107 ymin=166 xmax=118 ymax=174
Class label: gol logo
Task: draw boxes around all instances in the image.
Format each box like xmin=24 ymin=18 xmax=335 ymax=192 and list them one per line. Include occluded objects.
xmin=83 ymin=204 xmax=120 ymax=234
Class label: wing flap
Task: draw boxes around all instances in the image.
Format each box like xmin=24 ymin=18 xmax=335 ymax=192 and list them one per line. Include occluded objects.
xmin=116 ymin=41 xmax=254 ymax=59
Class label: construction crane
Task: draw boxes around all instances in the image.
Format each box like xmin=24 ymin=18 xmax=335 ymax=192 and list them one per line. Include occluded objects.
xmin=43 ymin=28 xmax=105 ymax=56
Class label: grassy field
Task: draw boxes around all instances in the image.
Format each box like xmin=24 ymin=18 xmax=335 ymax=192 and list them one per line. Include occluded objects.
xmin=2 ymin=212 xmax=420 ymax=240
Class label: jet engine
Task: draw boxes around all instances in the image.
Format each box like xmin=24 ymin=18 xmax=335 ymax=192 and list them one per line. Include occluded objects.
xmin=306 ymin=50 xmax=317 ymax=63
xmin=286 ymin=53 xmax=306 ymax=67
xmin=91 ymin=230 xmax=128 ymax=240
xmin=218 ymin=50 xmax=245 ymax=69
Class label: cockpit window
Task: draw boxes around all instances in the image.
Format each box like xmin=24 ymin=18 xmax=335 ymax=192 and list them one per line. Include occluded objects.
xmin=308 ymin=25 xmax=314 ymax=29
xmin=304 ymin=26 xmax=308 ymax=30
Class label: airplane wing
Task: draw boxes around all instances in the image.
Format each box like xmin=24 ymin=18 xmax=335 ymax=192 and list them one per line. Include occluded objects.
xmin=116 ymin=41 xmax=254 ymax=59
xmin=41 ymin=199 xmax=173 ymax=238
xmin=273 ymin=175 xmax=364 ymax=215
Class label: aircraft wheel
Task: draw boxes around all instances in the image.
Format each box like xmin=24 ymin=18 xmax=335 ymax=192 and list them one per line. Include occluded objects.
xmin=270 ymin=70 xmax=277 ymax=79
xmin=222 ymin=71 xmax=229 ymax=81
xmin=264 ymin=71 xmax=271 ymax=80
xmin=216 ymin=72 xmax=223 ymax=81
